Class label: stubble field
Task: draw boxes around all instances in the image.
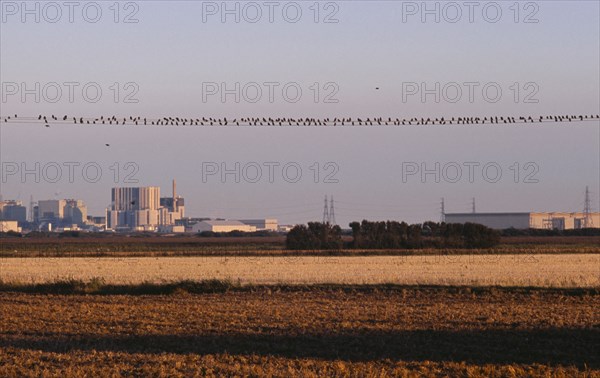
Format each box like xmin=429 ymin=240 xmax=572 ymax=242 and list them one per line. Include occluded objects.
xmin=1 ymin=287 xmax=599 ymax=377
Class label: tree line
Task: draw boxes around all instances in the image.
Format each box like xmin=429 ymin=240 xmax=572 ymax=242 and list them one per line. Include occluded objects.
xmin=286 ymin=220 xmax=501 ymax=250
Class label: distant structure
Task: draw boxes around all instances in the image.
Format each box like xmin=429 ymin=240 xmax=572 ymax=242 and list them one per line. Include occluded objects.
xmin=0 ymin=220 xmax=21 ymax=233
xmin=87 ymin=216 xmax=107 ymax=230
xmin=107 ymin=181 xmax=186 ymax=232
xmin=322 ymin=195 xmax=336 ymax=225
xmin=329 ymin=196 xmax=336 ymax=225
xmin=440 ymin=198 xmax=446 ymax=223
xmin=64 ymin=200 xmax=88 ymax=225
xmin=583 ymin=186 xmax=594 ymax=228
xmin=277 ymin=224 xmax=295 ymax=233
xmin=159 ymin=180 xmax=186 ymax=225
xmin=0 ymin=200 xmax=27 ymax=223
xmin=36 ymin=199 xmax=66 ymax=222
xmin=107 ymin=186 xmax=161 ymax=231
xmin=29 ymin=195 xmax=35 ymax=222
xmin=445 ymin=212 xmax=600 ymax=230
xmin=35 ymin=199 xmax=88 ymax=228
xmin=445 ymin=190 xmax=599 ymax=230
xmin=190 ymin=220 xmax=256 ymax=233
xmin=239 ymin=219 xmax=278 ymax=231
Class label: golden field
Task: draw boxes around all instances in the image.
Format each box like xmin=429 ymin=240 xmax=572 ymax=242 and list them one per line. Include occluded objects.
xmin=1 ymin=254 xmax=598 ymax=287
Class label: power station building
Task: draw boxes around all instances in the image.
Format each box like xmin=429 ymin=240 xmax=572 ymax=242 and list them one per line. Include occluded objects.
xmin=35 ymin=199 xmax=88 ymax=226
xmin=37 ymin=200 xmax=66 ymax=221
xmin=107 ymin=181 xmax=185 ymax=231
xmin=445 ymin=212 xmax=600 ymax=230
xmin=63 ymin=200 xmax=88 ymax=225
xmin=107 ymin=186 xmax=161 ymax=231
xmin=160 ymin=180 xmax=185 ymax=224
xmin=0 ymin=200 xmax=27 ymax=223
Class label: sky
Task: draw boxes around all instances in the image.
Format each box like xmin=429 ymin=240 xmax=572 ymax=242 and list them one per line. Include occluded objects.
xmin=1 ymin=0 xmax=599 ymax=226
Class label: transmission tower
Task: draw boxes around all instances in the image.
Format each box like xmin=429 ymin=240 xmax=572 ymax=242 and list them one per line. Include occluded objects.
xmin=584 ymin=186 xmax=593 ymax=228
xmin=322 ymin=195 xmax=330 ymax=224
xmin=329 ymin=196 xmax=336 ymax=225
xmin=472 ymin=198 xmax=476 ymax=214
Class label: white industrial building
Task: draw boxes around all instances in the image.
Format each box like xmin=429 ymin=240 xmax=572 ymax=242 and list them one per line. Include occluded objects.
xmin=277 ymin=225 xmax=295 ymax=233
xmin=0 ymin=220 xmax=21 ymax=233
xmin=239 ymin=219 xmax=278 ymax=231
xmin=445 ymin=212 xmax=600 ymax=230
xmin=190 ymin=220 xmax=257 ymax=233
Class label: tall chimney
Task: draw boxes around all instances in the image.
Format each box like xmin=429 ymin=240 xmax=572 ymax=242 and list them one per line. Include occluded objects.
xmin=172 ymin=179 xmax=177 ymax=212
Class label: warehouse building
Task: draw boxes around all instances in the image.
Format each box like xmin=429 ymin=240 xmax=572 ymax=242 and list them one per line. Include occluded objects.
xmin=190 ymin=220 xmax=257 ymax=233
xmin=0 ymin=220 xmax=21 ymax=233
xmin=445 ymin=212 xmax=600 ymax=230
xmin=239 ymin=219 xmax=278 ymax=231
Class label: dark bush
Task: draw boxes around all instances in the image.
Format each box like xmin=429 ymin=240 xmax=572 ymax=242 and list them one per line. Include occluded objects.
xmin=0 ymin=231 xmax=23 ymax=238
xmin=286 ymin=222 xmax=343 ymax=250
xmin=462 ymin=222 xmax=501 ymax=248
xmin=349 ymin=220 xmax=500 ymax=249
xmin=59 ymin=231 xmax=81 ymax=238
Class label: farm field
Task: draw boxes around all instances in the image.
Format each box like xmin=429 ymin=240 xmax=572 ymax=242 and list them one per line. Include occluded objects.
xmin=0 ymin=287 xmax=598 ymax=377
xmin=1 ymin=254 xmax=598 ymax=287
xmin=1 ymin=235 xmax=599 ymax=257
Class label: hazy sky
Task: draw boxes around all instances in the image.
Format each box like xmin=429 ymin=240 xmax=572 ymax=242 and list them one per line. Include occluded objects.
xmin=1 ymin=0 xmax=599 ymax=226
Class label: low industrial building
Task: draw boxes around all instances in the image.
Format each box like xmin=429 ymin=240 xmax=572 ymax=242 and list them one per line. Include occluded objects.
xmin=0 ymin=220 xmax=21 ymax=233
xmin=158 ymin=225 xmax=186 ymax=233
xmin=239 ymin=219 xmax=278 ymax=231
xmin=277 ymin=225 xmax=295 ymax=233
xmin=190 ymin=220 xmax=257 ymax=233
xmin=445 ymin=212 xmax=600 ymax=230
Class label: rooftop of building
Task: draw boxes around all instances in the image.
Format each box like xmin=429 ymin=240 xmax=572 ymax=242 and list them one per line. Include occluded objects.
xmin=201 ymin=220 xmax=248 ymax=226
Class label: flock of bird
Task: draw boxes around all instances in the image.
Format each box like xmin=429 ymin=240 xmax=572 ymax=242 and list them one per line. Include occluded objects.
xmin=1 ymin=114 xmax=599 ymax=127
